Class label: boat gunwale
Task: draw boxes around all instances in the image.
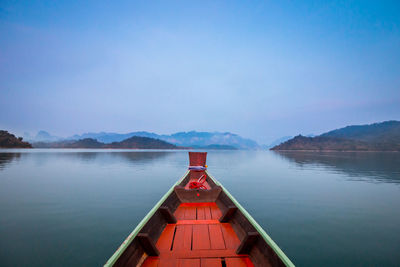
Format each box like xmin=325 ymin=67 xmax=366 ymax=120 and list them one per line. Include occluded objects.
xmin=104 ymin=170 xmax=189 ymax=267
xmin=105 ymin=170 xmax=295 ymax=267
xmin=206 ymin=171 xmax=295 ymax=267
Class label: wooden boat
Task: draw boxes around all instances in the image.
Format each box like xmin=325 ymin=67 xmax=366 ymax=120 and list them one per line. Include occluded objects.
xmin=105 ymin=152 xmax=294 ymax=267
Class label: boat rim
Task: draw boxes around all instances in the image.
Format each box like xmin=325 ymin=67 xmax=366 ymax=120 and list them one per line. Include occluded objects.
xmin=104 ymin=170 xmax=295 ymax=267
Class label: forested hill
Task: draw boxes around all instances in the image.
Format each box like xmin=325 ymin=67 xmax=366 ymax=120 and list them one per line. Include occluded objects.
xmin=321 ymin=121 xmax=400 ymax=142
xmin=0 ymin=130 xmax=32 ymax=148
xmin=33 ymin=136 xmax=178 ymax=149
xmin=272 ymin=121 xmax=400 ymax=151
xmin=106 ymin=136 xmax=177 ymax=149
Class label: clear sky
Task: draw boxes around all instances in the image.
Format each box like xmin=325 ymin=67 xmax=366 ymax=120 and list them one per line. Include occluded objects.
xmin=1 ymin=0 xmax=399 ymax=144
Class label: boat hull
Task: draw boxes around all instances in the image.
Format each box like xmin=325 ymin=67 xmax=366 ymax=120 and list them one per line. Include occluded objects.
xmin=105 ymin=169 xmax=294 ymax=267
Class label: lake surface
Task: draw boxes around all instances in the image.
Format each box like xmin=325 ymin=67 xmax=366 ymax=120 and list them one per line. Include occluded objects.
xmin=0 ymin=149 xmax=399 ymax=267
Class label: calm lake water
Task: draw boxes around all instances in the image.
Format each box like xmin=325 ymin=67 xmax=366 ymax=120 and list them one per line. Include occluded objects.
xmin=0 ymin=149 xmax=399 ymax=267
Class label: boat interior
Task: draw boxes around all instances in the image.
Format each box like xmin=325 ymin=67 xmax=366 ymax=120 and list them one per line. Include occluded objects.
xmin=111 ymin=152 xmax=286 ymax=267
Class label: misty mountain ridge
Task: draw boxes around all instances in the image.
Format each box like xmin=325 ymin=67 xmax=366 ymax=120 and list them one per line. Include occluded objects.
xmin=33 ymin=136 xmax=178 ymax=149
xmin=24 ymin=130 xmax=62 ymax=143
xmin=25 ymin=130 xmax=260 ymax=149
xmin=272 ymin=120 xmax=400 ymax=151
xmin=191 ymin=144 xmax=238 ymax=150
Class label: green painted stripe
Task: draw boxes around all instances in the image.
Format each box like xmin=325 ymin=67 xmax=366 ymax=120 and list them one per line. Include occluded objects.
xmin=206 ymin=171 xmax=295 ymax=267
xmin=104 ymin=171 xmax=189 ymax=267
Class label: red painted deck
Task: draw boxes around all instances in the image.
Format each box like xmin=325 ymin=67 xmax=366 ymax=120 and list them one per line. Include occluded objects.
xmin=141 ymin=203 xmax=254 ymax=267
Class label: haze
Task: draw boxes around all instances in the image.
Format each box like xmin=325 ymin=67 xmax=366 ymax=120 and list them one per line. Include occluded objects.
xmin=1 ymin=0 xmax=399 ymax=144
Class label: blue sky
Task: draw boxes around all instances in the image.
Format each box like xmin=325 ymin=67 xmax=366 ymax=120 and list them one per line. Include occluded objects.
xmin=1 ymin=0 xmax=399 ymax=144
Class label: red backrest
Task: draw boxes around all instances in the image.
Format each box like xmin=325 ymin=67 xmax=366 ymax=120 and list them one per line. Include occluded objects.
xmin=189 ymin=152 xmax=207 ymax=166
xmin=188 ymin=152 xmax=207 ymax=180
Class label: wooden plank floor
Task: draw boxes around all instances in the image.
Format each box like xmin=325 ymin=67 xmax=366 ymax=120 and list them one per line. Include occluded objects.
xmin=141 ymin=203 xmax=254 ymax=267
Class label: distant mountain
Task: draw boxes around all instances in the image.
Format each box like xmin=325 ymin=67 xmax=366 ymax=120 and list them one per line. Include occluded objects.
xmin=33 ymin=136 xmax=178 ymax=149
xmin=70 ymin=131 xmax=259 ymax=149
xmin=24 ymin=130 xmax=258 ymax=149
xmin=264 ymin=136 xmax=293 ymax=149
xmin=321 ymin=121 xmax=400 ymax=142
xmin=69 ymin=131 xmax=158 ymax=143
xmin=33 ymin=138 xmax=104 ymax=148
xmin=271 ymin=135 xmax=377 ymax=151
xmin=0 ymin=130 xmax=32 ymax=148
xmin=106 ymin=136 xmax=177 ymax=149
xmin=192 ymin=144 xmax=238 ymax=150
xmin=24 ymin=131 xmax=62 ymax=142
xmin=271 ymin=121 xmax=400 ymax=151
xmin=163 ymin=131 xmax=259 ymax=149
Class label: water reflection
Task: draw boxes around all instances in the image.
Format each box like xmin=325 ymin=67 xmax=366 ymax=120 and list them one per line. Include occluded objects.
xmin=0 ymin=153 xmax=21 ymax=170
xmin=114 ymin=151 xmax=173 ymax=163
xmin=53 ymin=150 xmax=174 ymax=164
xmin=274 ymin=151 xmax=400 ymax=183
xmin=1 ymin=150 xmax=399 ymax=266
xmin=2 ymin=150 xmax=176 ymax=165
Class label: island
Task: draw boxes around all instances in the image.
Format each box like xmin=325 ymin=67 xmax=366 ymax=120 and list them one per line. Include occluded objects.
xmin=271 ymin=120 xmax=400 ymax=151
xmin=0 ymin=130 xmax=32 ymax=148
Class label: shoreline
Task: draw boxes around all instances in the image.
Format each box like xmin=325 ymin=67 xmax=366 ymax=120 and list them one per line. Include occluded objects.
xmin=272 ymin=149 xmax=400 ymax=152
